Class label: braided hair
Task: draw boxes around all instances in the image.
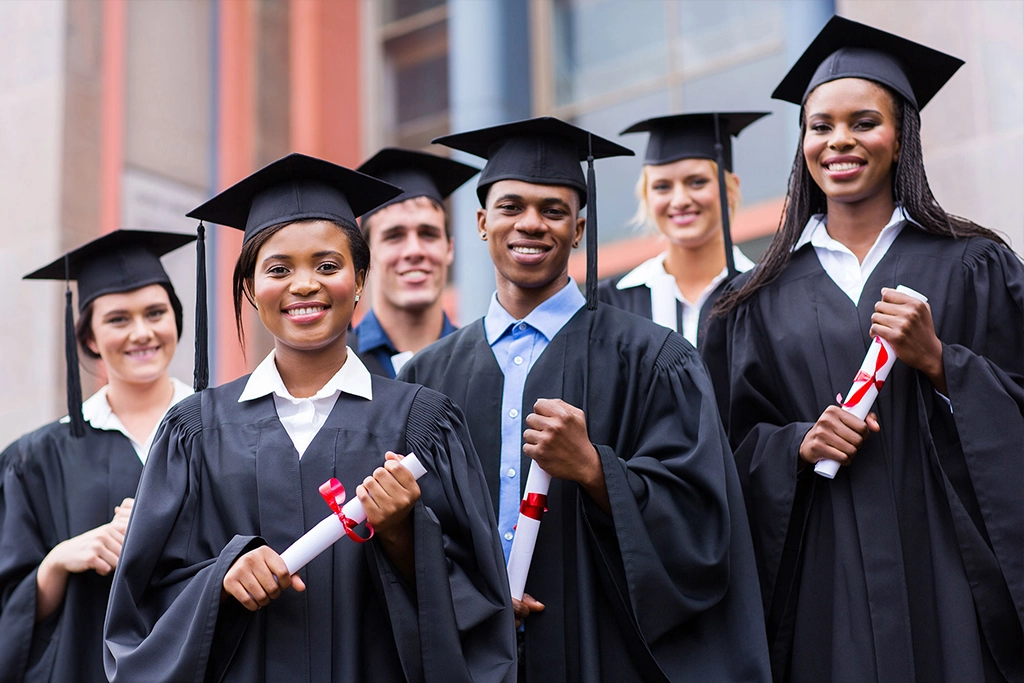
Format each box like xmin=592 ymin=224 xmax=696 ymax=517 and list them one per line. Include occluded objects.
xmin=715 ymin=84 xmax=1007 ymax=315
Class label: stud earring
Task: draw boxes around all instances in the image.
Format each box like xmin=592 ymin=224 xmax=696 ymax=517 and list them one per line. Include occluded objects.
xmin=355 ymin=294 xmax=361 ymax=302
xmin=480 ymin=231 xmax=488 ymax=241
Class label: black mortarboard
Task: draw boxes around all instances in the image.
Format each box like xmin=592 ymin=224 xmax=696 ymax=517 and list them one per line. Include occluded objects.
xmin=356 ymin=147 xmax=480 ymax=224
xmin=186 ymin=152 xmax=404 ymax=243
xmin=621 ymin=112 xmax=769 ymax=171
xmin=432 ymin=116 xmax=633 ymax=207
xmin=432 ymin=116 xmax=633 ymax=309
xmin=772 ymin=16 xmax=964 ymax=110
xmin=622 ymin=112 xmax=769 ymax=277
xmin=24 ymin=229 xmax=197 ymax=437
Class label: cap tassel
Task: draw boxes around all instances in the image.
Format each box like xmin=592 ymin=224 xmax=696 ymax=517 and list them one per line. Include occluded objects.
xmin=585 ymin=133 xmax=598 ymax=311
xmin=713 ymin=113 xmax=737 ymax=278
xmin=63 ymin=257 xmax=86 ymax=438
xmin=193 ymin=222 xmax=209 ymax=391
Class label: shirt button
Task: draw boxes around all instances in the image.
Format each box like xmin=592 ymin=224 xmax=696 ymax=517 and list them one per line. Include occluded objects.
xmin=516 ymin=323 xmax=526 ymax=332
xmin=513 ymin=356 xmax=523 ymax=365
xmin=504 ymin=531 xmax=514 ymax=541
xmin=509 ymin=408 xmax=519 ymax=418
xmin=507 ymin=468 xmax=516 ymax=477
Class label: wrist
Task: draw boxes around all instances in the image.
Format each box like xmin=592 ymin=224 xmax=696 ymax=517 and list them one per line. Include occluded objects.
xmin=39 ymin=543 xmax=68 ymax=578
xmin=924 ymin=343 xmax=947 ymax=392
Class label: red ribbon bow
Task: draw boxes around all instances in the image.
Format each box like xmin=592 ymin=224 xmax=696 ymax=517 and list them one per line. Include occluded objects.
xmin=841 ymin=338 xmax=889 ymax=409
xmin=319 ymin=478 xmax=373 ymax=544
xmin=519 ymin=492 xmax=548 ymax=522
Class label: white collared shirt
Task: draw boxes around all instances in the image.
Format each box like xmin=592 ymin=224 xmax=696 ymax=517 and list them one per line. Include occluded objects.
xmin=237 ymin=348 xmax=373 ymax=458
xmin=66 ymin=377 xmax=194 ymax=464
xmin=615 ymin=246 xmax=755 ymax=346
xmin=794 ymin=206 xmax=916 ymax=305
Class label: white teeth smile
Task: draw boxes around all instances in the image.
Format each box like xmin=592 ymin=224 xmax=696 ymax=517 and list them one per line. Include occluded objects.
xmin=126 ymin=348 xmax=156 ymax=357
xmin=288 ymin=306 xmax=325 ymax=316
xmin=512 ymin=246 xmax=545 ymax=254
xmin=402 ymin=270 xmax=428 ymax=277
xmin=827 ymin=162 xmax=862 ymax=172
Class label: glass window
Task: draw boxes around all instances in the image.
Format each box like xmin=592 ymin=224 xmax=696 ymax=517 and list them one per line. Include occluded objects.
xmin=553 ymin=0 xmax=669 ymax=107
xmin=382 ymin=14 xmax=449 ymax=148
xmin=382 ymin=0 xmax=445 ymax=24
xmin=675 ymin=0 xmax=785 ymax=74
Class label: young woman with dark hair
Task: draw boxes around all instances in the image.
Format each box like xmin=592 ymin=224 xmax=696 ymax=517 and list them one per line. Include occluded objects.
xmin=704 ymin=17 xmax=1023 ymax=683
xmin=0 ymin=230 xmax=196 ymax=683
xmin=102 ymin=154 xmax=515 ymax=683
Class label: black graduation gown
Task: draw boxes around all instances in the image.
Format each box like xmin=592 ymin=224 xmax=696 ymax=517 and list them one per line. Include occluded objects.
xmin=400 ymin=304 xmax=771 ymax=682
xmin=102 ymin=375 xmax=516 ymax=683
xmin=702 ymin=227 xmax=1024 ymax=683
xmin=596 ymin=273 xmax=732 ymax=351
xmin=0 ymin=422 xmax=142 ymax=683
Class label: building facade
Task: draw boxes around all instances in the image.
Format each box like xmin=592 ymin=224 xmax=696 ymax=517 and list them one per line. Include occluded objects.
xmin=1 ymin=0 xmax=1021 ymax=446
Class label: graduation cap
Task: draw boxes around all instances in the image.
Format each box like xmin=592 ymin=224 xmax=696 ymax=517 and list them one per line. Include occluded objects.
xmin=772 ymin=15 xmax=964 ymax=110
xmin=24 ymin=229 xmax=197 ymax=437
xmin=432 ymin=116 xmax=634 ymax=309
xmin=355 ymin=147 xmax=480 ymax=226
xmin=621 ymin=112 xmax=769 ymax=171
xmin=621 ymin=112 xmax=769 ymax=276
xmin=187 ymin=153 xmax=404 ymax=243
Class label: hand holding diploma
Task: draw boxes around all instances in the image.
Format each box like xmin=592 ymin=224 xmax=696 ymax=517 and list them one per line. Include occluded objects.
xmin=507 ymin=399 xmax=605 ymax=609
xmin=279 ymin=452 xmax=427 ymax=575
xmin=810 ymin=285 xmax=928 ymax=478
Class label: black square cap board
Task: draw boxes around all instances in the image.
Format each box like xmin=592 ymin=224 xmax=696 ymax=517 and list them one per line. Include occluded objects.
xmin=356 ymin=147 xmax=480 ymax=224
xmin=621 ymin=111 xmax=770 ymax=170
xmin=772 ymin=15 xmax=963 ymax=110
xmin=186 ymin=152 xmax=403 ymax=244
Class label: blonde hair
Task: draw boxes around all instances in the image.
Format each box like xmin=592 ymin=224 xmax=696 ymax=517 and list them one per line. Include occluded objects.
xmin=630 ymin=160 xmax=742 ymax=233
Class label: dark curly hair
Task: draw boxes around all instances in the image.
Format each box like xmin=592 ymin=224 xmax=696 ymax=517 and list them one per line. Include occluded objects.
xmin=715 ymin=83 xmax=1007 ymax=315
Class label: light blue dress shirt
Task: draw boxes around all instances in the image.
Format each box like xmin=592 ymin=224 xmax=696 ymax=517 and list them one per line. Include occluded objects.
xmin=484 ymin=278 xmax=585 ymax=560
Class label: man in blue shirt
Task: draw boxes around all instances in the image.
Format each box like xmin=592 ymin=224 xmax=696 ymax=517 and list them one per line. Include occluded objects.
xmin=402 ymin=117 xmax=770 ymax=682
xmin=352 ymin=148 xmax=477 ymax=377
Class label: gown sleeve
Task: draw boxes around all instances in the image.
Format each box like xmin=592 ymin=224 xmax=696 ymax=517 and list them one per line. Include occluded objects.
xmin=0 ymin=436 xmax=49 ymax=681
xmin=371 ymin=387 xmax=516 ymax=683
xmin=940 ymin=241 xmax=1024 ymax=633
xmin=103 ymin=395 xmax=262 ymax=683
xmin=584 ymin=334 xmax=736 ymax=643
xmin=702 ymin=302 xmax=815 ymax=616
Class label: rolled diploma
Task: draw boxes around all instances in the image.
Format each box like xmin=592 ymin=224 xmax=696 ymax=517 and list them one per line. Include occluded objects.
xmin=815 ymin=285 xmax=928 ymax=478
xmin=280 ymin=453 xmax=428 ymax=574
xmin=506 ymin=461 xmax=552 ymax=600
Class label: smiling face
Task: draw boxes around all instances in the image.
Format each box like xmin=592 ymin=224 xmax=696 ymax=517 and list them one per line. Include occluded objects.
xmin=644 ymin=158 xmax=732 ymax=250
xmin=365 ymin=196 xmax=453 ymax=314
xmin=250 ymin=220 xmax=364 ymax=358
xmin=477 ymin=179 xmax=585 ymax=297
xmin=803 ymin=77 xmax=901 ymax=208
xmin=87 ymin=284 xmax=178 ymax=386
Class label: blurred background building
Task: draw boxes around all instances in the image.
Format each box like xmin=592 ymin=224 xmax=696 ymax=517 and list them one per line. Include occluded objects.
xmin=1 ymin=0 xmax=1021 ymax=446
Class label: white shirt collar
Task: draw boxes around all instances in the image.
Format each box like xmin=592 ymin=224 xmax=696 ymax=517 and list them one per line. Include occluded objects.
xmin=615 ymin=247 xmax=754 ymax=292
xmin=794 ymin=205 xmax=915 ymax=252
xmin=66 ymin=377 xmax=193 ymax=463
xmin=238 ymin=347 xmax=373 ymax=404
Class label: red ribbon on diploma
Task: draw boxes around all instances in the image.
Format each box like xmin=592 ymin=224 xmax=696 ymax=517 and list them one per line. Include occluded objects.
xmin=841 ymin=337 xmax=889 ymax=409
xmin=519 ymin=492 xmax=548 ymax=521
xmin=319 ymin=478 xmax=373 ymax=543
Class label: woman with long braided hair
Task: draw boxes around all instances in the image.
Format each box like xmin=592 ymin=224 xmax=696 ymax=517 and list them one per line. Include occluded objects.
xmin=704 ymin=17 xmax=1023 ymax=683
